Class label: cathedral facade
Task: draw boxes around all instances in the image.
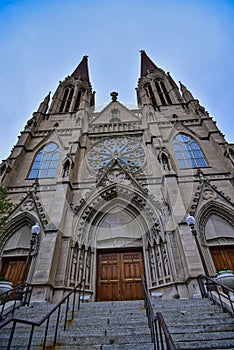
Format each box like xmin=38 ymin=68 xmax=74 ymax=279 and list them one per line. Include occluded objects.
xmin=0 ymin=51 xmax=233 ymax=302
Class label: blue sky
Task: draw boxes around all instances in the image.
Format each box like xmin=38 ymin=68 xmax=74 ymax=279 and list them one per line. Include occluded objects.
xmin=0 ymin=0 xmax=234 ymax=160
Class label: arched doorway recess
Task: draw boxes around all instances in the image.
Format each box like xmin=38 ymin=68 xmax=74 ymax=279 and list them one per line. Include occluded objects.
xmin=0 ymin=214 xmax=40 ymax=286
xmin=198 ymin=203 xmax=234 ymax=273
xmin=70 ymin=184 xmax=173 ymax=301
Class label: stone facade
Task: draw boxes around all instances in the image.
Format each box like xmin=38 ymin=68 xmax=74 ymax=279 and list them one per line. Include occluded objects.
xmin=0 ymin=52 xmax=233 ymax=302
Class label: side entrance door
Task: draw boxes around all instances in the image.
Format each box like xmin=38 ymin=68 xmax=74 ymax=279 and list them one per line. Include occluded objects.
xmin=96 ymin=249 xmax=145 ymax=301
xmin=0 ymin=257 xmax=28 ymax=286
xmin=210 ymin=246 xmax=234 ymax=271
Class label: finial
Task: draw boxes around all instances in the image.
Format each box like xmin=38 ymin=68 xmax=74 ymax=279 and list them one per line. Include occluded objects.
xmin=110 ymin=92 xmax=118 ymax=102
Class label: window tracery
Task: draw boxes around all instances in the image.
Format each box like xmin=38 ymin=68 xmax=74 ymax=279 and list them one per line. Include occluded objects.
xmin=144 ymin=83 xmax=157 ymax=108
xmin=155 ymin=80 xmax=172 ymax=105
xmin=87 ymin=137 xmax=146 ymax=174
xmin=28 ymin=143 xmax=60 ymax=179
xmin=59 ymin=86 xmax=74 ymax=113
xmin=173 ymin=134 xmax=208 ymax=169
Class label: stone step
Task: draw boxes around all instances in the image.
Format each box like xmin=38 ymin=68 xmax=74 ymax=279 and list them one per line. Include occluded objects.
xmin=169 ymin=322 xmax=234 ymax=333
xmin=0 ymin=299 xmax=153 ymax=350
xmin=0 ymin=323 xmax=151 ymax=337
xmin=1 ymin=297 xmax=233 ymax=350
xmin=0 ymin=333 xmax=152 ymax=347
xmin=71 ymin=312 xmax=147 ymax=319
xmin=152 ymin=304 xmax=219 ymax=312
xmin=172 ymin=330 xmax=234 ymax=342
xmin=176 ymin=339 xmax=234 ymax=350
xmin=0 ymin=344 xmax=155 ymax=350
xmin=68 ymin=314 xmax=146 ymax=324
xmin=79 ymin=300 xmax=145 ymax=308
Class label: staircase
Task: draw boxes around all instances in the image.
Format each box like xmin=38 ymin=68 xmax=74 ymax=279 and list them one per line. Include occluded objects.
xmin=152 ymin=298 xmax=234 ymax=349
xmin=0 ymin=300 xmax=154 ymax=349
xmin=0 ymin=298 xmax=234 ymax=349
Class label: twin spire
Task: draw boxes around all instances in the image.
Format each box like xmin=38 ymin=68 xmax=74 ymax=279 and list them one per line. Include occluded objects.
xmin=44 ymin=52 xmax=192 ymax=111
xmin=71 ymin=51 xmax=159 ymax=82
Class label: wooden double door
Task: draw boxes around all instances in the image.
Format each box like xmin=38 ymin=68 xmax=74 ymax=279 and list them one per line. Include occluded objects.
xmin=97 ymin=249 xmax=145 ymax=301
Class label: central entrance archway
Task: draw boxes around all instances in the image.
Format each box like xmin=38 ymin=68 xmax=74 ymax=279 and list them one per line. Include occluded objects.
xmin=96 ymin=248 xmax=144 ymax=301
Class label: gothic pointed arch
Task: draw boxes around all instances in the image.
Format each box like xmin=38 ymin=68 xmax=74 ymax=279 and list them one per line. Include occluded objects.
xmin=197 ymin=201 xmax=234 ymax=243
xmin=157 ymin=147 xmax=175 ymax=172
xmin=28 ymin=142 xmax=60 ymax=179
xmin=195 ymin=201 xmax=234 ymax=273
xmin=173 ymin=133 xmax=208 ymax=169
xmin=0 ymin=211 xmax=42 ymax=285
xmin=59 ymin=85 xmax=75 ymax=113
xmin=69 ymin=183 xmax=175 ymax=294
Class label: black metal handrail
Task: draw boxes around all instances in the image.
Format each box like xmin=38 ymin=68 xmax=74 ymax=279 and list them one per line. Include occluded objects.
xmin=142 ymin=279 xmax=176 ymax=350
xmin=0 ymin=283 xmax=33 ymax=320
xmin=198 ymin=274 xmax=234 ymax=316
xmin=0 ymin=279 xmax=85 ymax=350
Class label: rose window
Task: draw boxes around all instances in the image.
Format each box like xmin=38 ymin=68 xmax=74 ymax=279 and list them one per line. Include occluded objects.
xmin=87 ymin=137 xmax=145 ymax=174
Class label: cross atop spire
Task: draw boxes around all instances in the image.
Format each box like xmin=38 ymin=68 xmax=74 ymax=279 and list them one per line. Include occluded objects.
xmin=140 ymin=50 xmax=158 ymax=77
xmin=72 ymin=55 xmax=90 ymax=81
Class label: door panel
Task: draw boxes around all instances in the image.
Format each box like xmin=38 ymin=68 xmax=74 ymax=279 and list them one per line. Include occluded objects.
xmin=0 ymin=257 xmax=28 ymax=286
xmin=122 ymin=252 xmax=144 ymax=300
xmin=97 ymin=253 xmax=120 ymax=301
xmin=97 ymin=250 xmax=144 ymax=301
xmin=210 ymin=246 xmax=234 ymax=271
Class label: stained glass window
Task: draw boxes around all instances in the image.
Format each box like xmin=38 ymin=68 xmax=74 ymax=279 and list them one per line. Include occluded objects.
xmin=87 ymin=137 xmax=145 ymax=174
xmin=173 ymin=134 xmax=208 ymax=169
xmin=28 ymin=143 xmax=60 ymax=178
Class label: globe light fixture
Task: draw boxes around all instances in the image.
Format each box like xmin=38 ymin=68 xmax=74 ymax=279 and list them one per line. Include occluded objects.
xmin=15 ymin=223 xmax=41 ymax=302
xmin=186 ymin=214 xmax=209 ymax=276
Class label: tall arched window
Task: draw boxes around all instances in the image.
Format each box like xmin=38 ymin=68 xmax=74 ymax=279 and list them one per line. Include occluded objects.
xmin=29 ymin=143 xmax=60 ymax=178
xmin=73 ymin=90 xmax=82 ymax=112
xmin=144 ymin=83 xmax=157 ymax=108
xmin=59 ymin=86 xmax=74 ymax=113
xmin=155 ymin=80 xmax=172 ymax=105
xmin=173 ymin=134 xmax=208 ymax=169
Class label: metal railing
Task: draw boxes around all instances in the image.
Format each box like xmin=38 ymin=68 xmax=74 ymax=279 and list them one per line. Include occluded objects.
xmin=142 ymin=280 xmax=176 ymax=350
xmin=0 ymin=283 xmax=33 ymax=320
xmin=198 ymin=274 xmax=234 ymax=316
xmin=0 ymin=279 xmax=85 ymax=350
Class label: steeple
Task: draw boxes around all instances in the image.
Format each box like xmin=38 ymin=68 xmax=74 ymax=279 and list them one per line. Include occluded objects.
xmin=48 ymin=55 xmax=94 ymax=114
xmin=137 ymin=51 xmax=183 ymax=108
xmin=71 ymin=55 xmax=90 ymax=81
xmin=140 ymin=50 xmax=158 ymax=77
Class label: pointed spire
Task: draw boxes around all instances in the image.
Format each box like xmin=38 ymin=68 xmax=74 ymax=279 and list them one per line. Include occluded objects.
xmin=72 ymin=55 xmax=90 ymax=81
xmin=37 ymin=92 xmax=51 ymax=113
xmin=140 ymin=50 xmax=158 ymax=77
xmin=179 ymin=81 xmax=194 ymax=102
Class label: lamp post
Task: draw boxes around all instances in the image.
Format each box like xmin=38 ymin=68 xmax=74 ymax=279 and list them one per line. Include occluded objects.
xmin=186 ymin=214 xmax=209 ymax=277
xmin=15 ymin=222 xmax=41 ymax=301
